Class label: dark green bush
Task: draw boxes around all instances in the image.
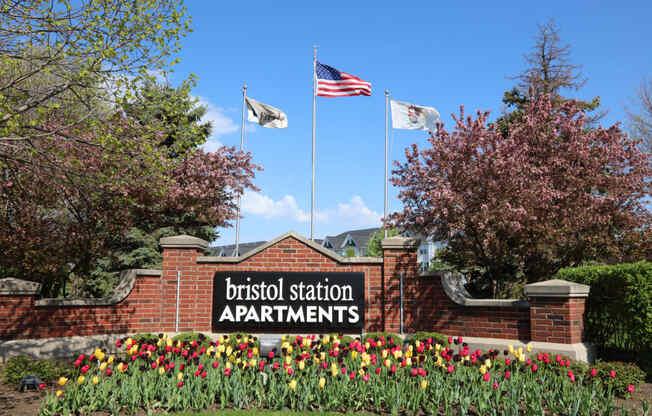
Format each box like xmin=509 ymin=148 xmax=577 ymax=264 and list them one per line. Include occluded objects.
xmin=555 ymin=262 xmax=651 ymax=365
xmin=363 ymin=332 xmax=401 ymax=344
xmin=3 ymin=355 xmax=74 ymax=387
xmin=591 ymin=361 xmax=646 ymax=397
xmin=406 ymin=331 xmax=449 ymax=346
xmin=171 ymin=332 xmax=212 ymax=347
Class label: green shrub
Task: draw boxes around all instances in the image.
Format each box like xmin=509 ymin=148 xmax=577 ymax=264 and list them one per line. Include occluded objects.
xmin=592 ymin=361 xmax=646 ymax=397
xmin=128 ymin=332 xmax=158 ymax=345
xmin=555 ymin=261 xmax=651 ymax=355
xmin=406 ymin=331 xmax=449 ymax=346
xmin=172 ymin=332 xmax=212 ymax=347
xmin=3 ymin=356 xmax=74 ymax=387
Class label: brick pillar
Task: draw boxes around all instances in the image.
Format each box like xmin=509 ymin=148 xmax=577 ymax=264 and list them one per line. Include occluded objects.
xmin=524 ymin=279 xmax=590 ymax=344
xmin=159 ymin=235 xmax=210 ymax=332
xmin=381 ymin=237 xmax=420 ymax=334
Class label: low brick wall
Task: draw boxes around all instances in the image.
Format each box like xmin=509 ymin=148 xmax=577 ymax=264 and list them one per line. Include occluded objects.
xmin=0 ymin=232 xmax=589 ymax=345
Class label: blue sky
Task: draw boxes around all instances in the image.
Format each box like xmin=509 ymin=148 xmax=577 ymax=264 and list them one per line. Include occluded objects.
xmin=166 ymin=1 xmax=651 ymax=246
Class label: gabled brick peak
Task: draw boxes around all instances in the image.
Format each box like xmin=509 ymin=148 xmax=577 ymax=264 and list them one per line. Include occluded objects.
xmin=197 ymin=231 xmax=382 ymax=265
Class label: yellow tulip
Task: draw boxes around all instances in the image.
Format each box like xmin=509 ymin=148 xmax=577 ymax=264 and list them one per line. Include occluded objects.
xmin=480 ymin=365 xmax=487 ymax=375
xmin=289 ymin=380 xmax=297 ymax=390
xmin=323 ymin=335 xmax=330 ymax=344
xmin=57 ymin=377 xmax=68 ymax=386
xmin=319 ymin=377 xmax=326 ymax=389
xmin=281 ymin=335 xmax=287 ymax=342
xmin=107 ymin=355 xmax=114 ymax=364
xmin=435 ymin=344 xmax=441 ymax=351
xmin=508 ymin=345 xmax=514 ymax=354
xmin=285 ymin=356 xmax=291 ymax=365
xmin=331 ymin=367 xmax=338 ymax=377
xmin=352 ymin=351 xmax=358 ymax=360
xmin=250 ymin=359 xmax=257 ymax=368
xmin=408 ymin=344 xmax=414 ymax=352
xmin=226 ymin=362 xmax=232 ymax=370
xmin=299 ymin=361 xmax=305 ymax=371
xmin=519 ymin=355 xmax=525 ymax=363
xmin=382 ymin=349 xmax=388 ymax=358
xmin=384 ymin=359 xmax=391 ymax=368
xmin=320 ymin=352 xmax=326 ymax=361
xmin=158 ymin=367 xmax=165 ymax=376
xmin=177 ymin=372 xmax=183 ymax=381
xmin=99 ymin=362 xmax=107 ymax=371
xmin=365 ymin=342 xmax=370 ymax=350
xmin=77 ymin=375 xmax=85 ymax=385
xmin=526 ymin=344 xmax=533 ymax=353
xmin=92 ymin=376 xmax=99 ymax=385
xmin=56 ymin=390 xmax=63 ymax=398
xmin=406 ymin=357 xmax=412 ymax=367
xmin=226 ymin=346 xmax=233 ymax=356
xmin=287 ymin=345 xmax=293 ymax=354
xmin=358 ymin=369 xmax=365 ymax=376
xmin=126 ymin=337 xmax=132 ymax=345
xmin=485 ymin=359 xmax=492 ymax=369
xmin=253 ymin=347 xmax=259 ymax=356
xmin=421 ymin=380 xmax=427 ymax=390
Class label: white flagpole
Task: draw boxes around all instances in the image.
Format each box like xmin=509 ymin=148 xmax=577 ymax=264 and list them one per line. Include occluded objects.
xmin=384 ymin=90 xmax=389 ymax=238
xmin=235 ymin=84 xmax=247 ymax=256
xmin=311 ymin=46 xmax=317 ymax=240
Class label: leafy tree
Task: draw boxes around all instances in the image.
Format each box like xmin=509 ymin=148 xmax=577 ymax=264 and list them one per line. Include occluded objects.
xmin=390 ymin=94 xmax=651 ymax=298
xmin=1 ymin=0 xmax=191 ymax=160
xmin=498 ymin=19 xmax=602 ymax=137
xmin=366 ymin=228 xmax=400 ymax=257
xmin=626 ymin=77 xmax=652 ymax=154
xmin=344 ymin=247 xmax=356 ymax=258
xmin=86 ymin=81 xmax=219 ymax=297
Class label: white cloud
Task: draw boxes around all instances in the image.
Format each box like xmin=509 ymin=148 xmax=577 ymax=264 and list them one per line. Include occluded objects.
xmin=196 ymin=96 xmax=238 ymax=139
xmin=240 ymin=192 xmax=380 ymax=229
xmin=333 ymin=195 xmax=382 ymax=227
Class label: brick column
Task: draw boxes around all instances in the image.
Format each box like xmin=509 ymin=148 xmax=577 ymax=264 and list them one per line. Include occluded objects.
xmin=159 ymin=235 xmax=210 ymax=332
xmin=524 ymin=279 xmax=590 ymax=344
xmin=381 ymin=237 xmax=420 ymax=333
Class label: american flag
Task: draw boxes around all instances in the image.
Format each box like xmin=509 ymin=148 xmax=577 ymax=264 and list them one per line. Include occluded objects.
xmin=316 ymin=62 xmax=372 ymax=97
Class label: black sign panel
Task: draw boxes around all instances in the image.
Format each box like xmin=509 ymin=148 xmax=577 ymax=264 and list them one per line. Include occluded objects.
xmin=212 ymin=271 xmax=364 ymax=331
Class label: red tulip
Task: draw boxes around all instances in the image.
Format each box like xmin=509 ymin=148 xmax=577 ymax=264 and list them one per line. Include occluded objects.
xmin=177 ymin=381 xmax=183 ymax=387
xmin=363 ymin=374 xmax=370 ymax=382
xmin=39 ymin=383 xmax=46 ymax=390
xmin=493 ymin=382 xmax=499 ymax=390
xmin=105 ymin=368 xmax=112 ymax=376
xmin=375 ymin=367 xmax=381 ymax=375
xmin=116 ymin=340 xmax=121 ymax=347
xmin=212 ymin=361 xmax=219 ymax=369
xmin=390 ymin=365 xmax=397 ymax=374
xmin=81 ymin=365 xmax=90 ymax=375
xmin=198 ymin=363 xmax=204 ymax=371
xmin=268 ymin=351 xmax=274 ymax=359
xmin=627 ymin=384 xmax=635 ymax=393
xmin=447 ymin=365 xmax=454 ymax=374
xmin=483 ymin=372 xmax=491 ymax=382
xmin=590 ymin=368 xmax=597 ymax=377
xmin=531 ymin=364 xmax=538 ymax=372
xmin=74 ymin=360 xmax=81 ymax=367
xmin=194 ymin=370 xmax=200 ymax=377
xmin=224 ymin=368 xmax=231 ymax=376
xmin=609 ymin=370 xmax=616 ymax=378
xmin=410 ymin=368 xmax=417 ymax=377
xmin=504 ymin=371 xmax=511 ymax=379
xmin=349 ymin=372 xmax=355 ymax=380
xmin=201 ymin=371 xmax=207 ymax=379
xmin=287 ymin=368 xmax=294 ymax=375
xmin=448 ymin=337 xmax=453 ymax=344
xmin=169 ymin=362 xmax=175 ymax=369
xmin=179 ymin=364 xmax=185 ymax=371
xmin=151 ymin=362 xmax=157 ymax=370
xmin=505 ymin=358 xmax=511 ymax=365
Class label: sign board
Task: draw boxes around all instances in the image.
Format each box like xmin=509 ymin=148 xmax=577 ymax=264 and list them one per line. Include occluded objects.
xmin=212 ymin=271 xmax=364 ymax=331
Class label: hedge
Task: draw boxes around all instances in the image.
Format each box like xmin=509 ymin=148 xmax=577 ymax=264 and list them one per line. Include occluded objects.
xmin=555 ymin=261 xmax=651 ymax=353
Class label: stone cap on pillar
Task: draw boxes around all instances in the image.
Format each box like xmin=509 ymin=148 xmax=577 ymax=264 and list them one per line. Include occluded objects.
xmin=160 ymin=235 xmax=209 ymax=251
xmin=0 ymin=277 xmax=42 ymax=296
xmin=524 ymin=279 xmax=590 ymax=298
xmin=381 ymin=236 xmax=420 ymax=249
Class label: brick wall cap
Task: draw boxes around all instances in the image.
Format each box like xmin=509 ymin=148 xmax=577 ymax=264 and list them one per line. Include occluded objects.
xmin=34 ymin=269 xmax=161 ymax=307
xmin=160 ymin=235 xmax=209 ymax=250
xmin=0 ymin=277 xmax=42 ymax=296
xmin=381 ymin=236 xmax=420 ymax=249
xmin=197 ymin=230 xmax=383 ymax=265
xmin=524 ymin=279 xmax=590 ymax=298
xmin=437 ymin=271 xmax=529 ymax=309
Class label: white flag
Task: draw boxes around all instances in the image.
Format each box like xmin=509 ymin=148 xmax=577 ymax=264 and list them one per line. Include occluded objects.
xmin=246 ymin=97 xmax=288 ymax=128
xmin=390 ymin=99 xmax=439 ymax=130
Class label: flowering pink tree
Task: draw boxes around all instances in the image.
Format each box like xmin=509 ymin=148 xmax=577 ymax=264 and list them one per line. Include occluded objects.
xmin=0 ymin=114 xmax=259 ymax=287
xmin=390 ymin=94 xmax=651 ymax=295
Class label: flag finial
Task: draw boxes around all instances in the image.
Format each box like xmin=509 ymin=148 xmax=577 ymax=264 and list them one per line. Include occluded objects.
xmin=385 ymin=90 xmax=389 ymax=95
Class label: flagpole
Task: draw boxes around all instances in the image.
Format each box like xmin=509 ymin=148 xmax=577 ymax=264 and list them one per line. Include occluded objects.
xmin=384 ymin=90 xmax=389 ymax=238
xmin=235 ymin=84 xmax=247 ymax=256
xmin=311 ymin=46 xmax=317 ymax=240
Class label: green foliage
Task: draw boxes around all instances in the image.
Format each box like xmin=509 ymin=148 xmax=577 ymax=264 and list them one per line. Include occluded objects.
xmin=3 ymin=355 xmax=73 ymax=386
xmin=344 ymin=247 xmax=356 ymax=258
xmin=593 ymin=361 xmax=646 ymax=397
xmin=405 ymin=331 xmax=449 ymax=346
xmin=172 ymin=332 xmax=212 ymax=347
xmin=555 ymin=262 xmax=651 ymax=353
xmin=363 ymin=332 xmax=402 ymax=344
xmin=366 ymin=228 xmax=400 ymax=257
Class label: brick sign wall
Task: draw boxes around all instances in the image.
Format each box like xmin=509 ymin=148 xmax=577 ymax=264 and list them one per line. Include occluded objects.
xmin=0 ymin=232 xmax=589 ymax=345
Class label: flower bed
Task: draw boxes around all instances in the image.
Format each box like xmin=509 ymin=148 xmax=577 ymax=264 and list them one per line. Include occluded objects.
xmin=40 ymin=334 xmax=644 ymax=415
